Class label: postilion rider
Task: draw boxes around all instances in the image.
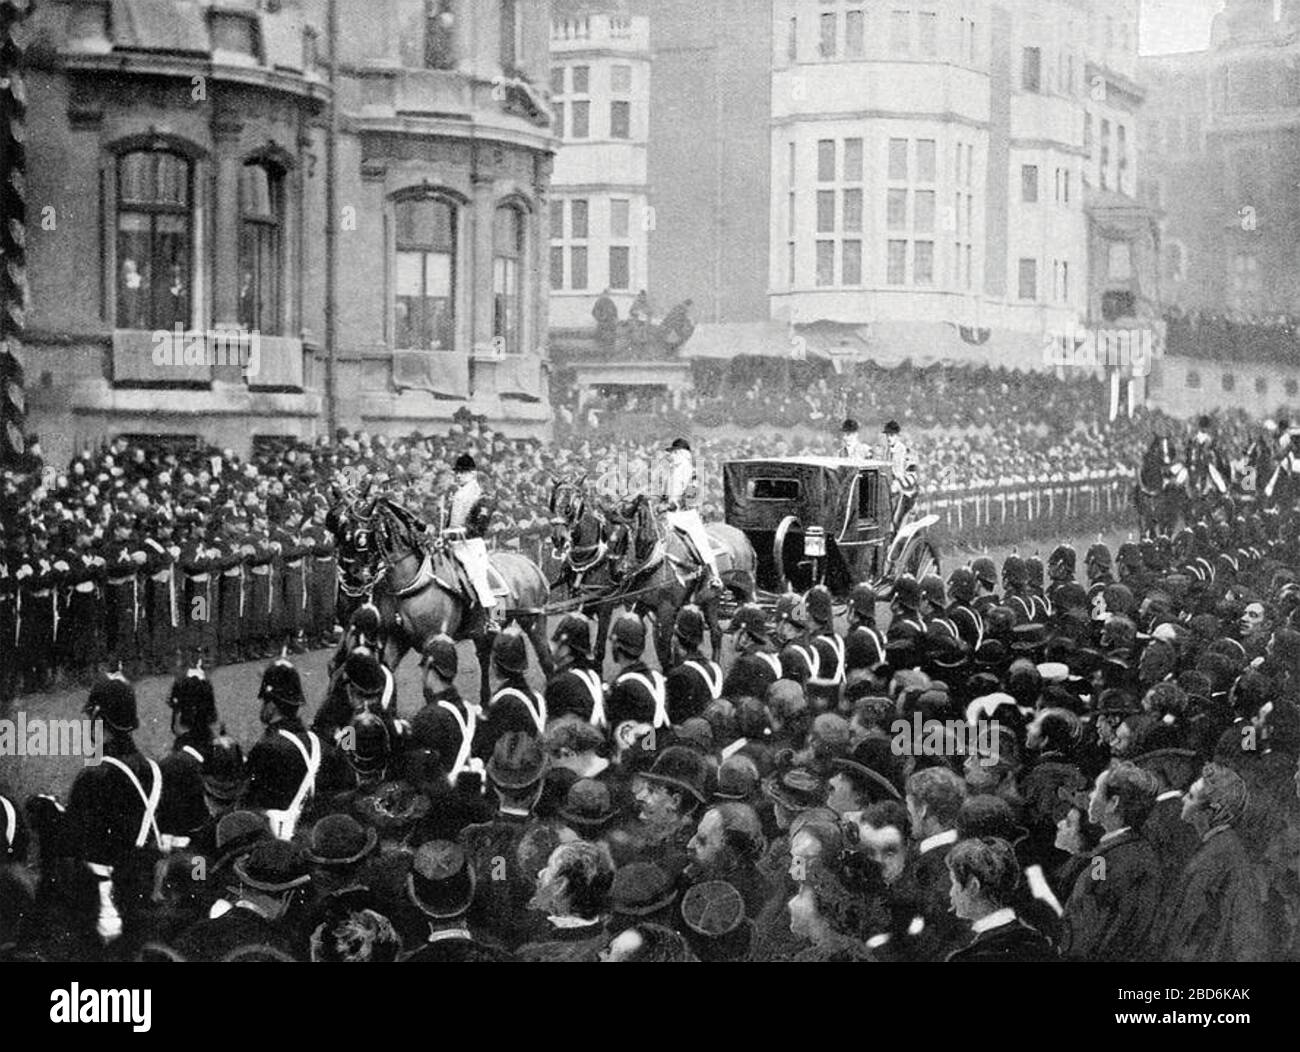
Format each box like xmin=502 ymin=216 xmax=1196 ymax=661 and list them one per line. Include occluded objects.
xmin=444 ymin=453 xmax=500 ymax=633
xmin=658 ymin=439 xmax=723 ymax=593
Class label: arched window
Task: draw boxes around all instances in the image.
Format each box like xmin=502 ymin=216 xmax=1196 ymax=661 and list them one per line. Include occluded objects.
xmin=395 ymin=195 xmax=457 ymax=351
xmin=493 ymin=204 xmax=526 ymax=354
xmin=239 ymin=160 xmax=284 ymax=334
xmin=116 ymin=150 xmax=192 ymax=330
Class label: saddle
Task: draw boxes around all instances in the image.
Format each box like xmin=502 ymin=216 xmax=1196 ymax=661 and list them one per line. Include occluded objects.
xmin=399 ymin=545 xmax=510 ymax=608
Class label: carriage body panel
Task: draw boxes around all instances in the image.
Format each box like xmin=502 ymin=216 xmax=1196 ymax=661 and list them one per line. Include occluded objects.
xmin=723 ymin=457 xmax=898 ymax=597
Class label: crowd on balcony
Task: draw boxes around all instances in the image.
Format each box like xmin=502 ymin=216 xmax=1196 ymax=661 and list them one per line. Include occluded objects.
xmin=1164 ymin=307 xmax=1300 ymax=364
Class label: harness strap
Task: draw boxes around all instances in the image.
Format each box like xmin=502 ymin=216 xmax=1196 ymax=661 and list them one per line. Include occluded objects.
xmin=100 ymin=756 xmax=163 ymax=850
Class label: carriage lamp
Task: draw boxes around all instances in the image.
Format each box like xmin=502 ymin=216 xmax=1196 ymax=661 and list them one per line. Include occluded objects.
xmin=804 ymin=526 xmax=826 ymax=558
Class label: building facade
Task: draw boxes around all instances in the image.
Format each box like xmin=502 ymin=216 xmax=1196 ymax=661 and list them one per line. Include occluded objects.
xmin=23 ymin=0 xmax=556 ymax=465
xmin=547 ymin=4 xmax=650 ymax=330
xmin=1141 ymin=0 xmax=1300 ymax=316
xmin=767 ymin=0 xmax=1157 ymax=369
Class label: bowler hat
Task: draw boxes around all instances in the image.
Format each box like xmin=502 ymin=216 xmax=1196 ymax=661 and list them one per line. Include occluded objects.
xmin=558 ymin=778 xmax=618 ymax=828
xmin=305 ymin=814 xmax=378 ymax=866
xmin=234 ymin=840 xmax=311 ymax=893
xmin=454 ymin=453 xmax=477 ymax=473
xmin=667 ymin=438 xmax=692 ymax=452
xmin=611 ymin=862 xmax=677 ymax=917
xmin=761 ymin=768 xmax=827 ymax=812
xmin=640 ymin=746 xmax=713 ymax=805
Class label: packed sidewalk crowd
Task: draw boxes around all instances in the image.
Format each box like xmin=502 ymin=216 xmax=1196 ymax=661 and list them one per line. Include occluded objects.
xmin=2 ymin=503 xmax=1299 ymax=962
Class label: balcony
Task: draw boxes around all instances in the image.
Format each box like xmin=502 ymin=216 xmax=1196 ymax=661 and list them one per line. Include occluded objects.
xmin=551 ymin=14 xmax=649 ymax=53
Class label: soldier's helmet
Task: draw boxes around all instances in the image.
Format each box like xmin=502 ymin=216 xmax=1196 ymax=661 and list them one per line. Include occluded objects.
xmin=919 ymin=574 xmax=946 ymax=609
xmin=1002 ymin=555 xmax=1028 ymax=589
xmin=805 ymin=585 xmax=835 ymax=627
xmin=773 ymin=593 xmax=809 ymax=630
xmin=947 ymin=567 xmax=977 ymax=604
xmin=492 ymin=628 xmax=531 ymax=675
xmin=168 ymin=667 xmax=218 ymax=731
xmin=259 ymin=658 xmax=306 ymax=712
xmin=892 ymin=574 xmax=921 ymax=612
xmin=1085 ymin=542 xmax=1112 ymax=576
xmin=85 ymin=675 xmax=139 ymax=733
xmin=204 ymin=736 xmax=247 ymax=803
xmin=1024 ymin=556 xmax=1045 ymax=589
xmin=1048 ymin=545 xmax=1076 ymax=582
xmin=971 ymin=557 xmax=998 ymax=590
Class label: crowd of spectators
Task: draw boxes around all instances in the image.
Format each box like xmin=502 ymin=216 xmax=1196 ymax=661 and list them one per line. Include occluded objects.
xmin=1164 ymin=307 xmax=1300 ymax=365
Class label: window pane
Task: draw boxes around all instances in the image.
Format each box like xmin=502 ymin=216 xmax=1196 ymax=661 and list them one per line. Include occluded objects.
xmin=499 ymin=0 xmax=519 ymax=68
xmin=424 ymin=0 xmax=456 ymax=69
xmin=572 ymin=65 xmax=589 ymax=93
xmin=550 ymin=67 xmax=565 ymax=95
xmin=610 ymin=101 xmax=631 ymax=139
xmin=819 ymin=13 xmax=837 ymax=57
xmin=493 ymin=256 xmax=519 ymax=352
xmin=788 ymin=16 xmax=798 ymax=61
xmin=1022 ymin=164 xmax=1038 ymax=202
xmin=817 ymin=190 xmax=836 ymax=232
xmin=843 ymin=188 xmax=863 ymax=232
xmin=1023 ymin=46 xmax=1041 ymax=91
xmin=887 ymin=240 xmax=907 ymax=284
xmin=844 ymin=138 xmax=863 ymax=181
xmin=611 ymin=64 xmax=632 ymax=93
xmin=550 ymin=200 xmax=564 ymax=240
xmin=917 ymin=140 xmax=936 ymax=181
xmin=572 ymin=101 xmax=590 ymax=137
xmin=816 ymin=241 xmax=835 ymax=286
xmin=571 ymin=246 xmax=588 ymax=289
xmin=845 ymin=11 xmax=864 ymax=57
xmin=887 ymin=188 xmax=908 ymax=230
xmin=918 ymin=12 xmax=937 ymax=56
xmin=1018 ymin=257 xmax=1037 ymax=299
xmin=890 ymin=10 xmax=910 ymax=53
xmin=611 ymin=199 xmax=630 ymax=238
xmin=818 ymin=140 xmax=836 ymax=181
xmin=914 ymin=241 xmax=933 ymax=285
xmin=915 ymin=190 xmax=935 ymax=232
xmin=571 ymin=199 xmax=588 ymax=239
xmin=240 ymin=164 xmax=274 ymax=218
xmin=494 ymin=206 xmax=523 ymax=256
xmin=609 ymin=246 xmax=630 ymax=289
xmin=842 ymin=239 xmax=862 ymax=284
xmin=550 ymin=245 xmax=564 ymax=289
xmin=117 ymin=214 xmax=151 ymax=329
xmin=888 ymin=138 xmax=908 ymax=180
xmin=396 ymin=199 xmax=453 ymax=250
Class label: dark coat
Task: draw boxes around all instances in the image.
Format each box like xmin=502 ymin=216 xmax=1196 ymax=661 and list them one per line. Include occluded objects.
xmin=1060 ymin=829 xmax=1164 ymax=961
xmin=1153 ymin=827 xmax=1269 ymax=962
xmin=946 ymin=915 xmax=1057 ymax=962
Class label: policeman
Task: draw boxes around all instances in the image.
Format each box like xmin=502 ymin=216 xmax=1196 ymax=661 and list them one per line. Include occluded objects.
xmin=545 ymin=613 xmax=606 ymax=724
xmin=887 ymin=575 xmax=926 ymax=641
xmin=805 ymin=585 xmax=846 ymax=712
xmin=665 ymin=605 xmax=723 ymax=725
xmin=659 ymin=438 xmax=723 ymax=592
xmin=158 ymin=666 xmax=220 ymax=845
xmin=970 ymin=556 xmax=1000 ymax=617
xmin=15 ymin=527 xmax=56 ymax=692
xmin=102 ymin=514 xmax=144 ymax=676
xmin=328 ymin=602 xmax=385 ymax=679
xmin=141 ymin=514 xmax=180 ymax=675
xmin=604 ymin=613 xmax=667 ymax=730
xmin=845 ymin=583 xmax=886 ymax=674
xmin=245 ymin=658 xmax=323 ymax=841
xmin=883 ymin=421 xmax=918 ymax=534
xmin=445 ymin=453 xmax=499 ymax=632
xmin=945 ymin=567 xmax=984 ymax=652
xmin=1000 ymin=555 xmax=1034 ymax=625
xmin=66 ymin=675 xmax=163 ymax=944
xmin=413 ymin=630 xmax=480 ymax=788
xmin=918 ymin=574 xmax=958 ymax=639
xmin=1046 ymin=544 xmax=1078 ymax=611
xmin=314 ymin=648 xmax=398 ymax=745
xmin=473 ymin=628 xmax=547 ymax=761
xmin=1023 ymin=555 xmax=1052 ymax=621
xmin=721 ymin=605 xmax=782 ymax=701
xmin=766 ymin=594 xmax=811 ymax=686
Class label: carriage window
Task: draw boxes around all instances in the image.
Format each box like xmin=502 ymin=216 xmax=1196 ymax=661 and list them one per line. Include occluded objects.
xmin=858 ymin=473 xmax=879 ymax=520
xmin=749 ymin=478 xmax=801 ymax=501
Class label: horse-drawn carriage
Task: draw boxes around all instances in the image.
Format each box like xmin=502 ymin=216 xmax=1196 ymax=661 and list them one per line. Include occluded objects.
xmin=723 ymin=456 xmax=940 ymax=602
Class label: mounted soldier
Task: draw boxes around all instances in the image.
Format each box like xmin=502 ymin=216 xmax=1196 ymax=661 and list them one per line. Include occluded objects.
xmin=1185 ymin=416 xmax=1230 ymax=506
xmin=658 ymin=438 xmax=723 ymax=593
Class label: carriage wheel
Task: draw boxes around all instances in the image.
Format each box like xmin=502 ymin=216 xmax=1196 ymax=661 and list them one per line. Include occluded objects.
xmin=772 ymin=515 xmax=801 ymax=593
xmin=905 ymin=539 xmax=940 ymax=581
